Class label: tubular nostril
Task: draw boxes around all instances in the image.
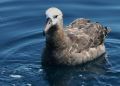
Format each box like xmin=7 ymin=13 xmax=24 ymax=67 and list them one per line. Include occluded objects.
xmin=49 ymin=20 xmax=51 ymax=24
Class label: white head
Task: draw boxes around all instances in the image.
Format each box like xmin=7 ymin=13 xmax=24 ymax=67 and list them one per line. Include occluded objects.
xmin=44 ymin=7 xmax=63 ymax=34
xmin=46 ymin=7 xmax=63 ymax=25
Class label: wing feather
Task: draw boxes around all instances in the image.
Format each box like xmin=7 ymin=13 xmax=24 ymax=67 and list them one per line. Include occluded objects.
xmin=64 ymin=18 xmax=110 ymax=52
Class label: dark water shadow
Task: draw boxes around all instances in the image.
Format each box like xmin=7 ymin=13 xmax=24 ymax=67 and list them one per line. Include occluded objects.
xmin=42 ymin=54 xmax=111 ymax=86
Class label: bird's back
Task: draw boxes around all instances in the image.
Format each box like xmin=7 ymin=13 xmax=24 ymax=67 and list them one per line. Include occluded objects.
xmin=65 ymin=18 xmax=110 ymax=53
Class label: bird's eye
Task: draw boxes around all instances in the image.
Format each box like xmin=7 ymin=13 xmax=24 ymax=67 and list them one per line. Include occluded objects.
xmin=53 ymin=15 xmax=58 ymax=19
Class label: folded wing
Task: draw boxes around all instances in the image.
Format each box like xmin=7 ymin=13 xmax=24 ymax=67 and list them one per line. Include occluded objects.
xmin=65 ymin=18 xmax=110 ymax=53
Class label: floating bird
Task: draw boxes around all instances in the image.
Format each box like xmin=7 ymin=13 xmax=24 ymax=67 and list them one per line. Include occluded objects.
xmin=42 ymin=7 xmax=110 ymax=66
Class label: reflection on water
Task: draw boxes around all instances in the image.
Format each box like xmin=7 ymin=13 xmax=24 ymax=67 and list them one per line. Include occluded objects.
xmin=43 ymin=54 xmax=110 ymax=86
xmin=0 ymin=0 xmax=120 ymax=86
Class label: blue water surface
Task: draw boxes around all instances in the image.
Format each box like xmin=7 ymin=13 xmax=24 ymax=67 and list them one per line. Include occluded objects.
xmin=0 ymin=0 xmax=120 ymax=86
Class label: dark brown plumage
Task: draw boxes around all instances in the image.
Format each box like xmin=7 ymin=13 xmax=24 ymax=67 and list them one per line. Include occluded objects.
xmin=42 ymin=7 xmax=110 ymax=66
xmin=65 ymin=18 xmax=110 ymax=49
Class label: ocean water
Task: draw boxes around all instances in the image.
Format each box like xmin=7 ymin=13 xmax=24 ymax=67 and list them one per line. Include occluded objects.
xmin=0 ymin=0 xmax=120 ymax=86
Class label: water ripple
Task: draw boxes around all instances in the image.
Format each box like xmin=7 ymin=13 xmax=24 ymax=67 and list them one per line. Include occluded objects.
xmin=0 ymin=0 xmax=120 ymax=86
xmin=1 ymin=30 xmax=44 ymax=59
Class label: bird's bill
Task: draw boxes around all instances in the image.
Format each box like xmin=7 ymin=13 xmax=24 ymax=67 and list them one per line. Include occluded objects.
xmin=43 ymin=18 xmax=51 ymax=35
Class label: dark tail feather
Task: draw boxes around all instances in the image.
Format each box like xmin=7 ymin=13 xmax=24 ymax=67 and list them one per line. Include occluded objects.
xmin=104 ymin=26 xmax=111 ymax=36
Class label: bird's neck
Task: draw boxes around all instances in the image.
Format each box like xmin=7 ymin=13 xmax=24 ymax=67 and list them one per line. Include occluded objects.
xmin=46 ymin=23 xmax=68 ymax=49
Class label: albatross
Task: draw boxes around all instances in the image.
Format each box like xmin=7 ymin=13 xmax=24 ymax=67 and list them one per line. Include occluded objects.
xmin=42 ymin=7 xmax=110 ymax=66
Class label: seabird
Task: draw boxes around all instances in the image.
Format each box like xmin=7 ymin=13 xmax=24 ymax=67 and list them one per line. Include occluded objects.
xmin=42 ymin=7 xmax=110 ymax=66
